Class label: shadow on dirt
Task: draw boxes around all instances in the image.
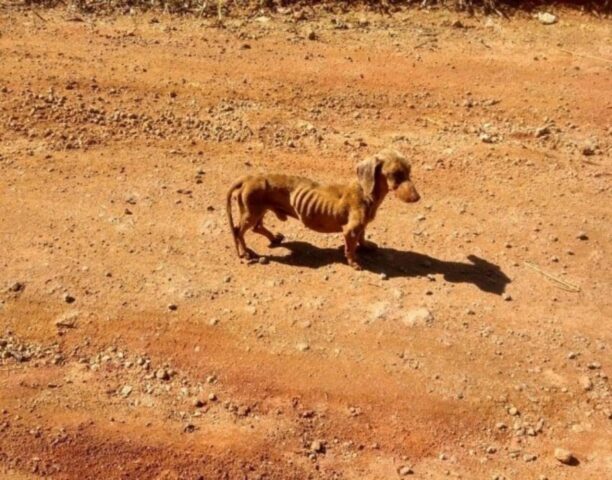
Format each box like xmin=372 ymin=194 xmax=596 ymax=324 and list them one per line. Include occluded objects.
xmin=268 ymin=241 xmax=511 ymax=295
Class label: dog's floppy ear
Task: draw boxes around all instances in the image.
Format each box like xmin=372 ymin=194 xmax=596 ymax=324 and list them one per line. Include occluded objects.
xmin=356 ymin=155 xmax=382 ymax=197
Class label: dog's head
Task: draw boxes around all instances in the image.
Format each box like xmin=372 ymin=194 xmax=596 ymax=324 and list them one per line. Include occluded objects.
xmin=356 ymin=149 xmax=420 ymax=203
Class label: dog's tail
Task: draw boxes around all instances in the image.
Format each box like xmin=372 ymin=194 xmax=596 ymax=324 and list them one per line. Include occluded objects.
xmin=226 ymin=178 xmax=244 ymax=257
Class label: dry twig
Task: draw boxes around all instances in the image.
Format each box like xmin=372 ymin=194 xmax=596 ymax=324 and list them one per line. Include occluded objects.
xmin=524 ymin=261 xmax=581 ymax=293
xmin=559 ymin=48 xmax=612 ymax=64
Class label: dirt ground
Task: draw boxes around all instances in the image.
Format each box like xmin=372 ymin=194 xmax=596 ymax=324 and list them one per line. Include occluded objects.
xmin=0 ymin=5 xmax=611 ymax=479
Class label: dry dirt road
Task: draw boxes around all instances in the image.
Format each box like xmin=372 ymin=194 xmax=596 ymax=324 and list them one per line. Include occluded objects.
xmin=0 ymin=6 xmax=611 ymax=480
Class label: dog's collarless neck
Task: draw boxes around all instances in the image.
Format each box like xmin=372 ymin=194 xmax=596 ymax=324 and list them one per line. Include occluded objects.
xmin=365 ymin=192 xmax=386 ymax=219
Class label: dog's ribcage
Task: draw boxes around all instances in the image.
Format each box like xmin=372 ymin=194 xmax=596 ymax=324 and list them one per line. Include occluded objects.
xmin=290 ymin=185 xmax=329 ymax=219
xmin=289 ymin=185 xmax=342 ymax=232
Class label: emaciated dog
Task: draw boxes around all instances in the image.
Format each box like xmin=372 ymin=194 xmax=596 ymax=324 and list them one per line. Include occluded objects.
xmin=226 ymin=149 xmax=420 ymax=269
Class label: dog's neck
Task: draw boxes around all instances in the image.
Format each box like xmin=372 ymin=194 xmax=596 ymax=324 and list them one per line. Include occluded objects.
xmin=365 ymin=179 xmax=389 ymax=221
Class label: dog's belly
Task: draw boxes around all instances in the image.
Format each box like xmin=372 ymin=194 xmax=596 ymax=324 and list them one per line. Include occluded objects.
xmin=301 ymin=215 xmax=343 ymax=233
xmin=290 ymin=186 xmax=344 ymax=233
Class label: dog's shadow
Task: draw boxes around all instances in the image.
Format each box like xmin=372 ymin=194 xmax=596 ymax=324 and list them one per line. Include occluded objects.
xmin=268 ymin=241 xmax=510 ymax=295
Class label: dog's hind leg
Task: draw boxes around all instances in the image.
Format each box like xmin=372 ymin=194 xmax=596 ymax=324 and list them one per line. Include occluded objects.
xmin=233 ymin=194 xmax=260 ymax=260
xmin=236 ymin=214 xmax=262 ymax=260
xmin=253 ymin=220 xmax=285 ymax=247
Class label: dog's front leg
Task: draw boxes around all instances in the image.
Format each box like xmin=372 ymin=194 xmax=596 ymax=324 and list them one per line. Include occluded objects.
xmin=358 ymin=230 xmax=378 ymax=252
xmin=343 ymin=225 xmax=363 ymax=270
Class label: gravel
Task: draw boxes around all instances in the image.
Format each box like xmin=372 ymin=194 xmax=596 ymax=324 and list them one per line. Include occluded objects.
xmin=156 ymin=368 xmax=170 ymax=381
xmin=579 ymin=375 xmax=593 ymax=391
xmin=398 ymin=465 xmax=414 ymax=476
xmin=54 ymin=311 xmax=79 ymax=328
xmin=402 ymin=308 xmax=434 ymax=327
xmin=310 ymin=440 xmax=325 ymax=453
xmin=120 ymin=385 xmax=133 ymax=397
xmin=536 ymin=13 xmax=557 ymax=25
xmin=554 ymin=447 xmax=575 ymax=465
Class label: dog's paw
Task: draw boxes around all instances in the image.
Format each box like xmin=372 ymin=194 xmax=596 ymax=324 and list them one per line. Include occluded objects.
xmin=242 ymin=248 xmax=260 ymax=261
xmin=269 ymin=233 xmax=285 ymax=247
xmin=347 ymin=260 xmax=363 ymax=271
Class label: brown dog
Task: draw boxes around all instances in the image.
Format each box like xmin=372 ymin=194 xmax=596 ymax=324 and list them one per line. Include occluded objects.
xmin=226 ymin=149 xmax=420 ymax=269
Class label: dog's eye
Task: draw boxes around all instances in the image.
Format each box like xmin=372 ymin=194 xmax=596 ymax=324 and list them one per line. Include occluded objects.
xmin=393 ymin=172 xmax=405 ymax=183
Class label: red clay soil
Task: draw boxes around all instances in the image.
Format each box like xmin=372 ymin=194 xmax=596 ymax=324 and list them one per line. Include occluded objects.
xmin=0 ymin=6 xmax=610 ymax=480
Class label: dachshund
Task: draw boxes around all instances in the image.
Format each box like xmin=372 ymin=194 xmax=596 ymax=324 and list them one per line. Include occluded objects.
xmin=226 ymin=149 xmax=420 ymax=269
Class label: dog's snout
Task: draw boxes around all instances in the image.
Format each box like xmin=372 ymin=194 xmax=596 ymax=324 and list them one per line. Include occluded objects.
xmin=395 ymin=181 xmax=420 ymax=203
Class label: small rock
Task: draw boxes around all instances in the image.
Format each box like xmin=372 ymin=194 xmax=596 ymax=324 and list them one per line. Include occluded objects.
xmin=554 ymin=447 xmax=575 ymax=465
xmin=581 ymin=144 xmax=595 ymax=156
xmin=64 ymin=294 xmax=76 ymax=304
xmin=502 ymin=293 xmax=512 ymax=302
xmin=54 ymin=311 xmax=78 ymax=328
xmin=156 ymin=368 xmax=170 ymax=381
xmin=576 ymin=231 xmax=588 ymax=241
xmin=236 ymin=405 xmax=250 ymax=417
xmin=296 ymin=342 xmax=310 ymax=352
xmin=306 ymin=29 xmax=317 ymax=41
xmin=402 ymin=308 xmax=434 ymax=327
xmin=258 ymin=256 xmax=269 ymax=265
xmin=208 ymin=393 xmax=217 ymax=401
xmin=193 ymin=398 xmax=205 ymax=408
xmin=579 ymin=375 xmax=593 ymax=391
xmin=508 ymin=406 xmax=519 ymax=416
xmin=480 ymin=133 xmax=495 ymax=144
xmin=523 ymin=453 xmax=537 ymax=462
xmin=535 ymin=126 xmax=550 ymax=137
xmin=8 ymin=282 xmax=25 ymax=293
xmin=588 ymin=361 xmax=601 ymax=369
xmin=536 ymin=12 xmax=557 ymax=25
xmin=398 ymin=465 xmax=414 ymax=476
xmin=168 ymin=303 xmax=178 ymax=311
xmin=120 ymin=385 xmax=133 ymax=397
xmin=310 ymin=440 xmax=325 ymax=453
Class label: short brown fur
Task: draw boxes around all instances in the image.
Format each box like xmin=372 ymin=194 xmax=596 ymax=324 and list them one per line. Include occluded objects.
xmin=226 ymin=149 xmax=420 ymax=269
